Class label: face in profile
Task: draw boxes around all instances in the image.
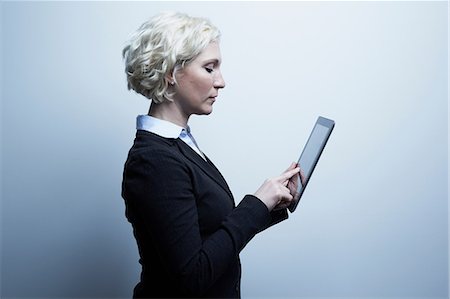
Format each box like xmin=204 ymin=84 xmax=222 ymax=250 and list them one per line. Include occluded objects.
xmin=172 ymin=42 xmax=226 ymax=116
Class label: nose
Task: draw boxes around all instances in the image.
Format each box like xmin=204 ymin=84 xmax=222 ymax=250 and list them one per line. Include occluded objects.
xmin=214 ymin=70 xmax=226 ymax=89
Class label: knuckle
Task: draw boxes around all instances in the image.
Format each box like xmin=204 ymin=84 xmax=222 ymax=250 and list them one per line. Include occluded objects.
xmin=276 ymin=189 xmax=283 ymax=198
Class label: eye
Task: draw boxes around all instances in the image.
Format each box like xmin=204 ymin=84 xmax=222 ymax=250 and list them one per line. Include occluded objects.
xmin=205 ymin=66 xmax=214 ymax=73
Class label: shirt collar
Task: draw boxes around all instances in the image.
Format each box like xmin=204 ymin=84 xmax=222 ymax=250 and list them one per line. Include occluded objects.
xmin=136 ymin=115 xmax=186 ymax=139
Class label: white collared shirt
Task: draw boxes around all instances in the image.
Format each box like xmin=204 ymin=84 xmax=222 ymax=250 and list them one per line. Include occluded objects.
xmin=136 ymin=115 xmax=206 ymax=160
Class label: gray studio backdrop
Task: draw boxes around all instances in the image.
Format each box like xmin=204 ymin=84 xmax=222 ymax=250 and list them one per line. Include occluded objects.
xmin=1 ymin=1 xmax=448 ymax=298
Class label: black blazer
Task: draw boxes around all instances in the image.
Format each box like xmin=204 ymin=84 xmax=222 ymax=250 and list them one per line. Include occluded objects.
xmin=122 ymin=130 xmax=288 ymax=298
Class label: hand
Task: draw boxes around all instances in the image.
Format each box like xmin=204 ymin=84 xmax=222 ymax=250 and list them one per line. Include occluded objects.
xmin=274 ymin=163 xmax=307 ymax=210
xmin=284 ymin=162 xmax=307 ymax=197
xmin=254 ymin=164 xmax=300 ymax=211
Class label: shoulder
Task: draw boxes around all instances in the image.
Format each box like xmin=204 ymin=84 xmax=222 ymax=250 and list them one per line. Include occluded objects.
xmin=122 ymin=131 xmax=192 ymax=201
xmin=125 ymin=130 xmax=186 ymax=171
xmin=132 ymin=130 xmax=176 ymax=150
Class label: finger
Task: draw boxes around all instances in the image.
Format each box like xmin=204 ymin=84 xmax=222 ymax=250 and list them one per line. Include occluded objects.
xmin=277 ymin=196 xmax=293 ymax=209
xmin=275 ymin=185 xmax=292 ymax=202
xmin=298 ymin=166 xmax=306 ymax=186
xmin=283 ymin=171 xmax=299 ymax=187
xmin=275 ymin=201 xmax=291 ymax=210
xmin=283 ymin=162 xmax=298 ymax=173
xmin=277 ymin=167 xmax=300 ymax=183
xmin=280 ymin=185 xmax=294 ymax=200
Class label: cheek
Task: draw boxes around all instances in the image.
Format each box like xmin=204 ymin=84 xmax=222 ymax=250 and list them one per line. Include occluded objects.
xmin=178 ymin=69 xmax=213 ymax=99
xmin=191 ymin=75 xmax=213 ymax=93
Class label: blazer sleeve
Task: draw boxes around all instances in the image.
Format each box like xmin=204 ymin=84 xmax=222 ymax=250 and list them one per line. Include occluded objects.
xmin=122 ymin=149 xmax=275 ymax=296
xmin=267 ymin=209 xmax=289 ymax=229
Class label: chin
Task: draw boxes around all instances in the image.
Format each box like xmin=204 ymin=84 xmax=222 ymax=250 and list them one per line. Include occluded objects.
xmin=203 ymin=109 xmax=213 ymax=115
xmin=197 ymin=104 xmax=214 ymax=115
xmin=193 ymin=109 xmax=213 ymax=116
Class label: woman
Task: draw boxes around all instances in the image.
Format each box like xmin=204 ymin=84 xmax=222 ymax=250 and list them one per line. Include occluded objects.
xmin=121 ymin=12 xmax=300 ymax=298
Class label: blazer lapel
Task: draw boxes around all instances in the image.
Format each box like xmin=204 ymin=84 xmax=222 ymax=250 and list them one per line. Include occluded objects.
xmin=175 ymin=139 xmax=234 ymax=200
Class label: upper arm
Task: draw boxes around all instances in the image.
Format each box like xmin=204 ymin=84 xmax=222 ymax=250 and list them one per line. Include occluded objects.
xmin=123 ymin=150 xmax=204 ymax=271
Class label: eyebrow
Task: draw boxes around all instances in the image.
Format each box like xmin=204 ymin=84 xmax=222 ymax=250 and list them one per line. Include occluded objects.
xmin=203 ymin=58 xmax=221 ymax=65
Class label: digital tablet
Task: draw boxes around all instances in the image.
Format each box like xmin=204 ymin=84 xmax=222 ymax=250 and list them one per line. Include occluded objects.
xmin=288 ymin=116 xmax=335 ymax=213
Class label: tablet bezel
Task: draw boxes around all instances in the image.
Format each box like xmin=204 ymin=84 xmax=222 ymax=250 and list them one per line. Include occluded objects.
xmin=288 ymin=116 xmax=335 ymax=213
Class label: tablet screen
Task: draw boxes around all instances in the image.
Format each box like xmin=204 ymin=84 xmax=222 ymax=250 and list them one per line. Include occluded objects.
xmin=300 ymin=123 xmax=330 ymax=180
xmin=288 ymin=116 xmax=334 ymax=212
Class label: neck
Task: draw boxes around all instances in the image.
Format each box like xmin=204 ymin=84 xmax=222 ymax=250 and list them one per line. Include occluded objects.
xmin=148 ymin=101 xmax=189 ymax=128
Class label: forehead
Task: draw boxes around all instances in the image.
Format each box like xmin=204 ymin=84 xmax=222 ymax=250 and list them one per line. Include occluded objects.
xmin=193 ymin=42 xmax=222 ymax=64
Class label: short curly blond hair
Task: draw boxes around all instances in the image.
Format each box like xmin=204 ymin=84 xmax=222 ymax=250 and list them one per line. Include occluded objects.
xmin=122 ymin=12 xmax=221 ymax=103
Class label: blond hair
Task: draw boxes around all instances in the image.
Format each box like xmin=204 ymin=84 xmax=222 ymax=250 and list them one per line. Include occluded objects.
xmin=122 ymin=12 xmax=221 ymax=103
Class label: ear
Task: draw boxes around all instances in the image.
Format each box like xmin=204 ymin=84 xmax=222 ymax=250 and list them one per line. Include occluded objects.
xmin=165 ymin=68 xmax=177 ymax=86
xmin=165 ymin=74 xmax=175 ymax=86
